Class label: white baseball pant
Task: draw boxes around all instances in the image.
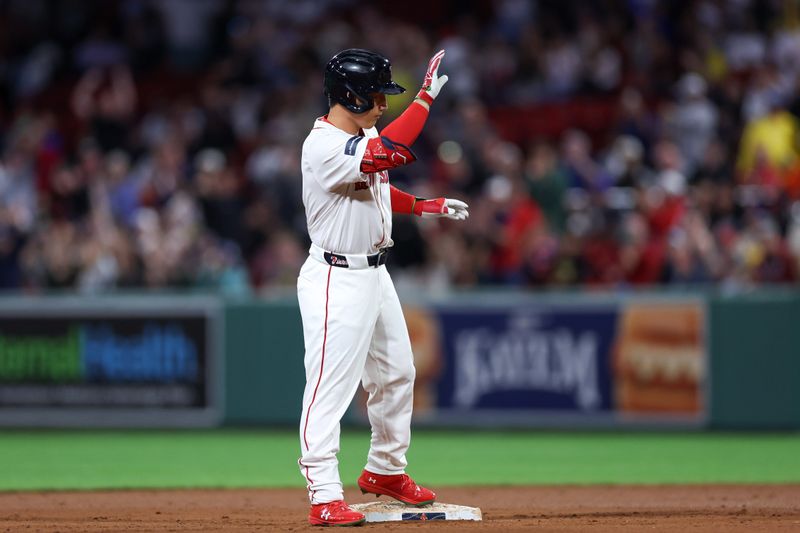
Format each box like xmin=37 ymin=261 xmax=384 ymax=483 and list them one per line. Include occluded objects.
xmin=297 ymin=253 xmax=415 ymax=504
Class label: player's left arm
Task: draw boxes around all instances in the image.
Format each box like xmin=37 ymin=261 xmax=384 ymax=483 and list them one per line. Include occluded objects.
xmin=361 ymin=50 xmax=449 ymax=174
xmin=390 ymin=185 xmax=469 ymax=220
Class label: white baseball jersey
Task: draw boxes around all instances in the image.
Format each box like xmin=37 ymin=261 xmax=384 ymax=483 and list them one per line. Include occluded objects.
xmin=301 ymin=117 xmax=393 ymax=255
xmin=297 ymin=116 xmax=416 ymax=505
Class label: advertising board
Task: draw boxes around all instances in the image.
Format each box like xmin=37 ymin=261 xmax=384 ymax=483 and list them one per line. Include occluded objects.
xmin=0 ymin=297 xmax=222 ymax=427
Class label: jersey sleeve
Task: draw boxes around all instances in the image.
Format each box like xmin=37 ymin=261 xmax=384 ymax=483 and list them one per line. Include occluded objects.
xmin=306 ymin=131 xmax=370 ymax=191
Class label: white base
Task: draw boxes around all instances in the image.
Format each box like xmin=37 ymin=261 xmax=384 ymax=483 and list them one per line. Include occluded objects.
xmin=350 ymin=501 xmax=482 ymax=522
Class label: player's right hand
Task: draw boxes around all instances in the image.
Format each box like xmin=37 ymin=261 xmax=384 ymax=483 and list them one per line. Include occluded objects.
xmin=414 ymin=197 xmax=469 ymax=220
xmin=416 ymin=50 xmax=449 ymax=106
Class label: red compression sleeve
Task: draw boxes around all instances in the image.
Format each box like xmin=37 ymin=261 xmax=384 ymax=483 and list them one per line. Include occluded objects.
xmin=360 ymin=101 xmax=428 ymax=173
xmin=380 ymin=100 xmax=429 ymax=146
xmin=390 ymin=185 xmax=417 ymax=214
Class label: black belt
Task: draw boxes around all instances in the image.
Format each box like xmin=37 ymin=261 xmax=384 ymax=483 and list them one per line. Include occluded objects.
xmin=367 ymin=249 xmax=389 ymax=267
xmin=317 ymin=244 xmax=389 ymax=269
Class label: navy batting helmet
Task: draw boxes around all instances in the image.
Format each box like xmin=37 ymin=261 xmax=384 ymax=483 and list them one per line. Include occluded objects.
xmin=324 ymin=49 xmax=405 ymax=114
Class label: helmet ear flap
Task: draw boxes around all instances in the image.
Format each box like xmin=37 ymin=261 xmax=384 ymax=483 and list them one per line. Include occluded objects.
xmin=342 ymin=85 xmax=373 ymax=114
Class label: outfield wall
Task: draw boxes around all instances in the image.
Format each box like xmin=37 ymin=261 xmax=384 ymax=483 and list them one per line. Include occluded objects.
xmin=0 ymin=290 xmax=797 ymax=429
xmin=708 ymin=291 xmax=800 ymax=429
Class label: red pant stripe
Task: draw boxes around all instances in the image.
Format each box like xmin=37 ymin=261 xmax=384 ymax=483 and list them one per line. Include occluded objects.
xmin=302 ymin=265 xmax=333 ymax=453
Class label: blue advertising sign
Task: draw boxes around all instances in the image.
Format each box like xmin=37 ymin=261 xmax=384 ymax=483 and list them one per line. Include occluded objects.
xmin=420 ymin=298 xmax=707 ymax=426
xmin=436 ymin=306 xmax=617 ymax=413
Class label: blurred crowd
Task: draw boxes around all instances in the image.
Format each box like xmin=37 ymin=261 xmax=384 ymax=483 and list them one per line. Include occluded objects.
xmin=0 ymin=0 xmax=799 ymax=294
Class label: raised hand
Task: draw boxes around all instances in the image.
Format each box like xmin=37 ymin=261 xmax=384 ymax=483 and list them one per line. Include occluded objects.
xmin=416 ymin=50 xmax=449 ymax=106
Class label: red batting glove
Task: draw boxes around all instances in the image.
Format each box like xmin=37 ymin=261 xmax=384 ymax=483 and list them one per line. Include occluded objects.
xmin=416 ymin=50 xmax=449 ymax=106
xmin=413 ymin=197 xmax=469 ymax=220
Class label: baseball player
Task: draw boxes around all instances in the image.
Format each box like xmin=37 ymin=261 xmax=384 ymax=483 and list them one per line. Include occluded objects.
xmin=298 ymin=48 xmax=468 ymax=527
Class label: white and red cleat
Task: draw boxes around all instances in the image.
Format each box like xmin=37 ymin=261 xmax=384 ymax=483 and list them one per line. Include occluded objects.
xmin=308 ymin=500 xmax=365 ymax=527
xmin=357 ymin=469 xmax=436 ymax=506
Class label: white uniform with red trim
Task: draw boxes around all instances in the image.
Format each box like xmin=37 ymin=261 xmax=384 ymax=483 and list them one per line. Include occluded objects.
xmin=297 ymin=116 xmax=416 ymax=504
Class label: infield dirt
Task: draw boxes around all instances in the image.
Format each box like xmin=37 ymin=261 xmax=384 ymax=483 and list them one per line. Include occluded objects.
xmin=1 ymin=485 xmax=798 ymax=532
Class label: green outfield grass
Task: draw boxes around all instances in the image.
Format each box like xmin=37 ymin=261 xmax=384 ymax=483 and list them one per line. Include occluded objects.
xmin=0 ymin=430 xmax=798 ymax=491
